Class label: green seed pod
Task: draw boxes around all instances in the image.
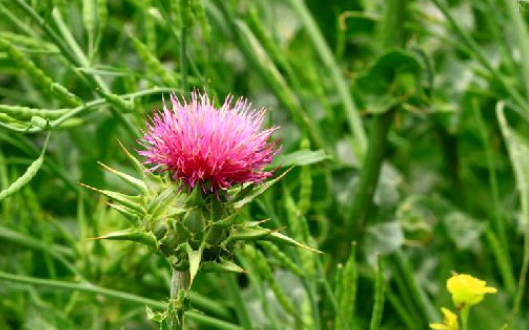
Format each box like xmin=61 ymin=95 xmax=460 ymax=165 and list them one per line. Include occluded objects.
xmin=0 ymin=104 xmax=70 ymax=120
xmin=99 ymin=90 xmax=134 ymax=112
xmin=96 ymin=0 xmax=108 ymax=36
xmin=82 ymin=0 xmax=96 ymax=50
xmin=270 ymin=280 xmax=297 ymax=317
xmin=0 ymin=133 xmax=49 ymax=202
xmin=298 ymin=139 xmax=312 ymax=215
xmin=259 ymin=241 xmax=305 ymax=277
xmin=369 ymin=258 xmax=386 ymax=330
xmin=301 ymin=294 xmax=314 ymax=330
xmin=0 ymin=113 xmax=18 ymax=123
xmin=51 ymin=83 xmax=83 ymax=107
xmin=251 ymin=248 xmax=298 ymax=317
xmin=335 ymin=243 xmax=358 ymax=330
xmin=180 ymin=0 xmax=194 ymax=27
xmin=284 ymin=186 xmax=302 ymax=241
xmin=30 ymin=116 xmax=48 ymax=128
xmin=144 ymin=1 xmax=157 ymax=53
xmin=130 ymin=35 xmax=178 ymax=87
xmin=191 ymin=0 xmax=210 ymax=42
xmin=0 ymin=37 xmax=81 ymax=107
xmin=170 ymin=0 xmax=182 ymax=28
xmin=0 ymin=32 xmax=57 ymax=52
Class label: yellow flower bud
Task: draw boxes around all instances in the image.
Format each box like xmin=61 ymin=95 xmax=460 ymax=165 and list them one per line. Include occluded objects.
xmin=429 ymin=307 xmax=459 ymax=330
xmin=447 ymin=274 xmax=497 ymax=308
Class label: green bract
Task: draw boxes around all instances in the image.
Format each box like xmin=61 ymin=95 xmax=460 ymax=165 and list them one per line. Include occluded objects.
xmin=83 ymin=142 xmax=317 ymax=286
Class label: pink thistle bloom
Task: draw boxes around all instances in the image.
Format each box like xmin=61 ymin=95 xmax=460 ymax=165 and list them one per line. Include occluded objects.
xmin=139 ymin=92 xmax=279 ymax=192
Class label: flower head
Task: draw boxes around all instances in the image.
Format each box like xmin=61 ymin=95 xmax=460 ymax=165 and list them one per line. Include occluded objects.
xmin=429 ymin=308 xmax=458 ymax=330
xmin=447 ymin=273 xmax=497 ymax=308
xmin=139 ymin=92 xmax=279 ymax=192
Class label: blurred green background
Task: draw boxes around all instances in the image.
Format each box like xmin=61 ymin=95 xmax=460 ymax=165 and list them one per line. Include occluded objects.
xmin=1 ymin=0 xmax=529 ymax=329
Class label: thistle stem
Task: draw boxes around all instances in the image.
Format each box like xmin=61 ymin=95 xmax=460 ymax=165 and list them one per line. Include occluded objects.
xmin=345 ymin=0 xmax=407 ymax=248
xmin=170 ymin=269 xmax=190 ymax=330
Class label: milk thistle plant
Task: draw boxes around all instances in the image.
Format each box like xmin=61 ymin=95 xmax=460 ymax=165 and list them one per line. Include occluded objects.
xmin=83 ymin=91 xmax=311 ymax=329
xmin=430 ymin=273 xmax=497 ymax=330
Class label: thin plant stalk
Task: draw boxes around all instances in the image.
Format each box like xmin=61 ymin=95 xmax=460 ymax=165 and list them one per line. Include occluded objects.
xmin=0 ymin=271 xmax=241 ymax=330
xmin=170 ymin=269 xmax=191 ymax=330
xmin=431 ymin=0 xmax=529 ymax=114
xmin=472 ymin=99 xmax=515 ymax=293
xmin=461 ymin=306 xmax=470 ymax=330
xmin=10 ymin=0 xmax=139 ymax=139
xmin=180 ymin=26 xmax=188 ymax=92
xmin=503 ymin=0 xmax=529 ymax=101
xmin=226 ymin=274 xmax=253 ymax=330
xmin=346 ymin=0 xmax=408 ymax=243
xmin=287 ymin=0 xmax=367 ymax=157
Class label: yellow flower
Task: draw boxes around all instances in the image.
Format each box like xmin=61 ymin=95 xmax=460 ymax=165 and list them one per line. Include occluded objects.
xmin=429 ymin=308 xmax=459 ymax=330
xmin=447 ymin=273 xmax=497 ymax=308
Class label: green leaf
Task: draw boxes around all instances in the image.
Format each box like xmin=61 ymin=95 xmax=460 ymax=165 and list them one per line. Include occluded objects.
xmin=80 ymin=183 xmax=145 ymax=213
xmin=147 ymin=186 xmax=184 ymax=219
xmin=356 ymin=49 xmax=423 ymax=114
xmin=98 ymin=161 xmax=148 ymax=193
xmin=264 ymin=231 xmax=322 ymax=253
xmin=107 ymin=203 xmax=141 ymax=227
xmin=116 ymin=139 xmax=147 ymax=177
xmin=270 ymin=149 xmax=330 ymax=168
xmin=226 ymin=226 xmax=272 ymax=243
xmin=213 ymin=213 xmax=240 ymax=228
xmin=201 ymin=259 xmax=246 ymax=273
xmin=185 ymin=244 xmax=202 ymax=285
xmin=357 ymin=49 xmax=422 ymax=93
xmin=231 ymin=168 xmax=292 ymax=209
xmin=91 ymin=228 xmax=157 ymax=249
xmin=146 ymin=306 xmax=167 ymax=323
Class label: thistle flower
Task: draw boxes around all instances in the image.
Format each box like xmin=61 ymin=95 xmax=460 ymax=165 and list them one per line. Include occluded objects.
xmin=429 ymin=308 xmax=458 ymax=330
xmin=447 ymin=273 xmax=497 ymax=308
xmin=139 ymin=92 xmax=279 ymax=192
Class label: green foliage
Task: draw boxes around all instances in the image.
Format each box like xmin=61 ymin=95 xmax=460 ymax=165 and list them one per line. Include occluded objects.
xmin=2 ymin=0 xmax=529 ymax=329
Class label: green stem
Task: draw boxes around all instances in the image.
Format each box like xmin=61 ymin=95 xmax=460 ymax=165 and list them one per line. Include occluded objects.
xmin=188 ymin=291 xmax=232 ymax=320
xmin=393 ymin=251 xmax=438 ymax=324
xmin=287 ymin=0 xmax=367 ymax=157
xmin=10 ymin=0 xmax=139 ymax=139
xmin=0 ymin=270 xmax=164 ymax=307
xmin=170 ymin=269 xmax=190 ymax=330
xmin=0 ymin=87 xmax=177 ymax=133
xmin=0 ymin=225 xmax=83 ymax=280
xmin=348 ymin=109 xmax=395 ymax=235
xmin=0 ymin=271 xmax=241 ymax=330
xmin=226 ymin=274 xmax=253 ymax=330
xmin=504 ymin=0 xmax=529 ymax=101
xmin=460 ymin=306 xmax=470 ymax=330
xmin=346 ymin=0 xmax=408 ymax=242
xmin=315 ymin=258 xmax=351 ymax=330
xmin=431 ymin=0 xmax=529 ymax=114
xmin=472 ymin=99 xmax=515 ymax=293
xmin=181 ymin=26 xmax=188 ymax=92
